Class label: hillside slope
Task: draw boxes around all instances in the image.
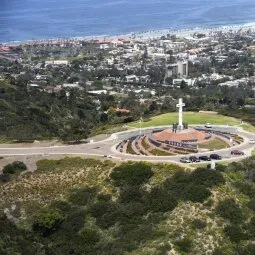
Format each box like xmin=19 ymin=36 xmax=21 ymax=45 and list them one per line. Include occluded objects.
xmin=0 ymin=79 xmax=99 ymax=141
xmin=0 ymin=157 xmax=254 ymax=254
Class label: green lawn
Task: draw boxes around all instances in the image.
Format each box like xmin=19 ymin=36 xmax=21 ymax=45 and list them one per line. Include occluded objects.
xmin=129 ymin=112 xmax=241 ymax=128
xmin=91 ymin=124 xmax=129 ymax=136
xmin=150 ymin=148 xmax=173 ymax=156
xmin=126 ymin=141 xmax=136 ymax=155
xmin=239 ymin=122 xmax=255 ymax=132
xmin=199 ymin=138 xmax=230 ymax=150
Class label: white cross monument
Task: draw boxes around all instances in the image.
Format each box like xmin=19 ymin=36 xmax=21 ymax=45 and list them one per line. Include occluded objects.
xmin=176 ymin=98 xmax=185 ymax=130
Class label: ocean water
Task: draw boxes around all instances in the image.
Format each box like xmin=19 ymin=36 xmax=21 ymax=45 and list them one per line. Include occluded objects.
xmin=1 ymin=0 xmax=255 ymax=42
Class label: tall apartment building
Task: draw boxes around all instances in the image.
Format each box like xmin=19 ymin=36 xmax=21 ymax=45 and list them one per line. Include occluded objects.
xmin=166 ymin=60 xmax=188 ymax=78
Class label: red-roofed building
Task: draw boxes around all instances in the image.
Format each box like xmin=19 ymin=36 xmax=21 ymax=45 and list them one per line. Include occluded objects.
xmin=0 ymin=47 xmax=10 ymax=52
xmin=115 ymin=108 xmax=130 ymax=114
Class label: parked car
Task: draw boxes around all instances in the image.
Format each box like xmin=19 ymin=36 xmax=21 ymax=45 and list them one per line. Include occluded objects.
xmin=205 ymin=123 xmax=212 ymax=128
xmin=180 ymin=157 xmax=191 ymax=163
xmin=199 ymin=155 xmax=211 ymax=161
xmin=249 ymin=139 xmax=255 ymax=144
xmin=189 ymin=156 xmax=200 ymax=162
xmin=210 ymin=154 xmax=222 ymax=160
xmin=231 ymin=150 xmax=244 ymax=155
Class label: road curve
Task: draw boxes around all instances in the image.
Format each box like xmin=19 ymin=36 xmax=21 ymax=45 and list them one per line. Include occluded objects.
xmin=0 ymin=125 xmax=254 ymax=164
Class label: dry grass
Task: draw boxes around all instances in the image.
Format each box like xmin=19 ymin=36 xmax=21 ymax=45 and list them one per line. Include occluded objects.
xmin=0 ymin=158 xmax=116 ymax=207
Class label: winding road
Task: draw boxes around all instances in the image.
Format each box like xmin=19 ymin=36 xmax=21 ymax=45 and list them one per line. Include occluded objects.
xmin=0 ymin=125 xmax=254 ymax=164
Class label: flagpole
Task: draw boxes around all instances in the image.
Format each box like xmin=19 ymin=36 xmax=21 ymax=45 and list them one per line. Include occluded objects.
xmin=140 ymin=115 xmax=143 ymax=135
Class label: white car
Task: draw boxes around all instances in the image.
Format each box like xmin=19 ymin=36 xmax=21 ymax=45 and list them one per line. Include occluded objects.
xmin=205 ymin=123 xmax=212 ymax=128
xmin=180 ymin=157 xmax=191 ymax=163
xmin=249 ymin=139 xmax=255 ymax=144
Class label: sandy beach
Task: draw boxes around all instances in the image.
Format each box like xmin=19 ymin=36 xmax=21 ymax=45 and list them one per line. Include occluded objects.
xmin=2 ymin=22 xmax=255 ymax=46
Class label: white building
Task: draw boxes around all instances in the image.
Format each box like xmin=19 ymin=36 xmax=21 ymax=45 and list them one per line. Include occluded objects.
xmin=125 ymin=75 xmax=139 ymax=83
xmin=88 ymin=90 xmax=108 ymax=95
xmin=62 ymin=84 xmax=83 ymax=90
xmin=99 ymin=44 xmax=109 ymax=50
xmin=167 ymin=60 xmax=189 ymax=78
xmin=218 ymin=78 xmax=248 ymax=87
xmin=173 ymin=78 xmax=196 ymax=86
xmin=45 ymin=60 xmax=69 ymax=66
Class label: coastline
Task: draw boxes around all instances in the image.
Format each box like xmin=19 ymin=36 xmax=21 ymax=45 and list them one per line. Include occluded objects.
xmin=2 ymin=21 xmax=255 ymax=46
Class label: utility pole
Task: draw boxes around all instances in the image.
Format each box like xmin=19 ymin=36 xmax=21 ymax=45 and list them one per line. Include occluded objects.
xmin=252 ymin=72 xmax=255 ymax=98
xmin=139 ymin=115 xmax=143 ymax=135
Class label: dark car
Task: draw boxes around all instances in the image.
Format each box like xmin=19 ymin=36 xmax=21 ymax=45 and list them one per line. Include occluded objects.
xmin=189 ymin=156 xmax=200 ymax=162
xmin=231 ymin=150 xmax=244 ymax=155
xmin=210 ymin=154 xmax=222 ymax=160
xmin=199 ymin=155 xmax=211 ymax=161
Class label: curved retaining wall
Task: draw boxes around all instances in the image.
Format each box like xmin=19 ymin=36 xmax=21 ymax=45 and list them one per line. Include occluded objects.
xmin=116 ymin=127 xmax=240 ymax=155
xmin=194 ymin=128 xmax=231 ymax=140
xmin=148 ymin=135 xmax=197 ymax=151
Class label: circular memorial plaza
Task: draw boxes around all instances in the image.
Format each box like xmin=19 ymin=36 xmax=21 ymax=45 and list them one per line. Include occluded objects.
xmin=115 ymin=99 xmax=247 ymax=158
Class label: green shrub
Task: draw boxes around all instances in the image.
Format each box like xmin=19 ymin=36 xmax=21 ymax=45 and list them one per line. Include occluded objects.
xmin=90 ymin=201 xmax=112 ymax=218
xmin=60 ymin=208 xmax=86 ymax=235
xmin=236 ymin=244 xmax=255 ymax=255
xmin=215 ymin=164 xmax=227 ymax=172
xmin=0 ymin=214 xmax=42 ymax=254
xmin=110 ymin=162 xmax=153 ymax=186
xmin=33 ymin=209 xmax=64 ymax=237
xmin=247 ymin=169 xmax=255 ymax=182
xmin=212 ymin=247 xmax=235 ymax=255
xmin=234 ymin=181 xmax=255 ymax=198
xmin=79 ymin=228 xmax=100 ymax=245
xmin=247 ymin=216 xmax=255 ymax=238
xmin=224 ymin=225 xmax=247 ymax=243
xmin=121 ymin=202 xmax=148 ymax=218
xmin=216 ymin=199 xmax=244 ymax=224
xmin=69 ymin=187 xmax=97 ymax=206
xmin=2 ymin=161 xmax=27 ymax=174
xmin=192 ymin=219 xmax=206 ymax=229
xmin=247 ymin=199 xmax=255 ymax=212
xmin=212 ymin=249 xmax=225 ymax=255
xmin=227 ymin=161 xmax=245 ymax=172
xmin=174 ymin=238 xmax=193 ymax=253
xmin=148 ymin=188 xmax=178 ymax=212
xmin=162 ymin=170 xmax=190 ymax=197
xmin=183 ymin=184 xmax=211 ymax=203
xmin=158 ymin=243 xmax=173 ymax=254
xmin=95 ymin=205 xmax=122 ymax=229
xmin=119 ymin=186 xmax=144 ymax=203
xmin=161 ymin=170 xmax=214 ymax=203
xmin=97 ymin=193 xmax=111 ymax=202
xmin=51 ymin=200 xmax=72 ymax=214
xmin=190 ymin=168 xmax=225 ymax=188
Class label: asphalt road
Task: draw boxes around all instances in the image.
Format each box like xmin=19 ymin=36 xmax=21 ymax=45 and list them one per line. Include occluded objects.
xmin=0 ymin=125 xmax=254 ymax=164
